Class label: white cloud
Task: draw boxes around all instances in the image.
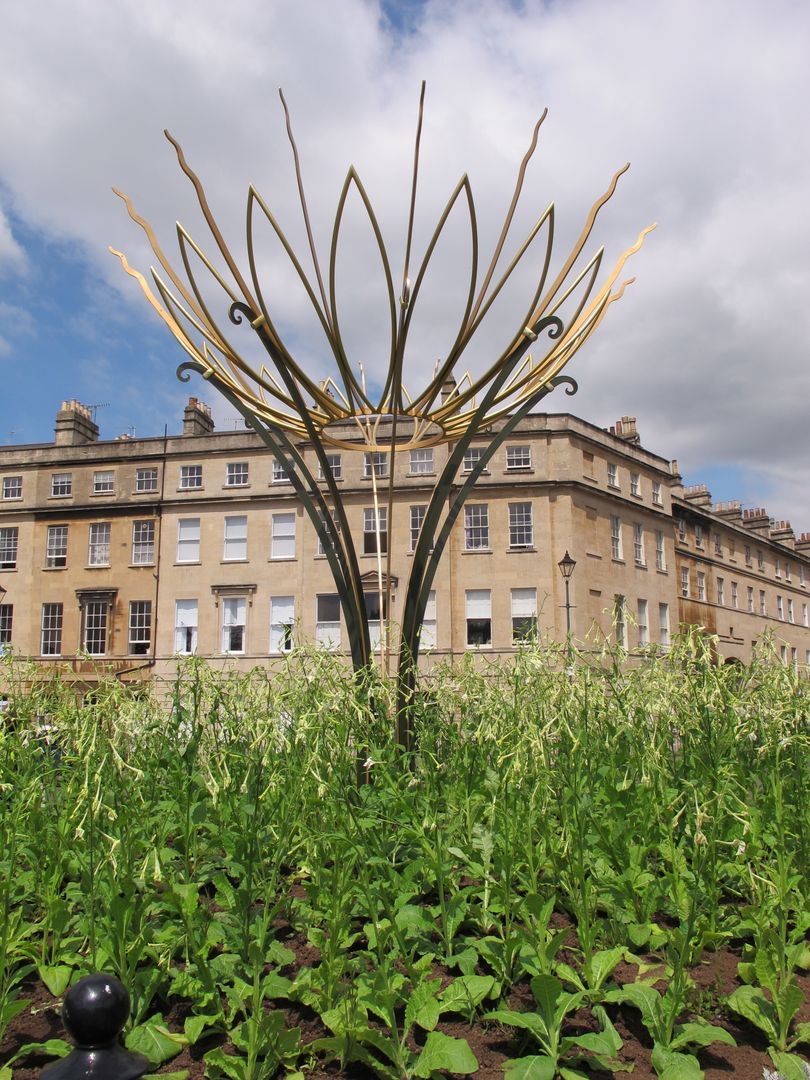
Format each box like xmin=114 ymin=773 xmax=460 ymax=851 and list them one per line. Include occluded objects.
xmin=0 ymin=0 xmax=808 ymax=525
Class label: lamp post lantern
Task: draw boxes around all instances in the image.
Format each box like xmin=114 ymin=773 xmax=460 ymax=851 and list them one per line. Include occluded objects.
xmin=558 ymin=549 xmax=576 ymax=665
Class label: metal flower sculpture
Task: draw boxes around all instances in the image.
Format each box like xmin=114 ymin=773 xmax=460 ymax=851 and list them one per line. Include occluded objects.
xmin=112 ymin=84 xmax=653 ymax=744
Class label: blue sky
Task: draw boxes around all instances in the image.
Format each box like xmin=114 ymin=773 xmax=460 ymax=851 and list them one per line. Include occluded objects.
xmin=1 ymin=0 xmax=808 ymax=529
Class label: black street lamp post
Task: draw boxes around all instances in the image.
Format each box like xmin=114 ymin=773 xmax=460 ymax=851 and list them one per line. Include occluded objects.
xmin=558 ymin=550 xmax=576 ymax=666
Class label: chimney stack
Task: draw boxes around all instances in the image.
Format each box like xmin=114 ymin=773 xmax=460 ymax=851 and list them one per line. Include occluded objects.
xmin=54 ymin=400 xmax=99 ymax=446
xmin=741 ymin=507 xmax=771 ymax=536
xmin=684 ymin=483 xmax=712 ymax=509
xmin=183 ymin=397 xmax=215 ymax=436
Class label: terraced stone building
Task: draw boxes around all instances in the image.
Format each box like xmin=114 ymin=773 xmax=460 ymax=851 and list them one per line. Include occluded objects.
xmin=1 ymin=399 xmax=808 ymax=690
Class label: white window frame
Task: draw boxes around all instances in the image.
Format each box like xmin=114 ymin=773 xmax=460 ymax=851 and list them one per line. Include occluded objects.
xmin=630 ymin=472 xmax=640 ymax=497
xmin=223 ymin=515 xmax=248 ymax=562
xmin=271 ymin=512 xmax=296 ymax=560
xmin=410 ymin=505 xmax=426 ymax=553
xmin=659 ymin=603 xmax=670 ymax=649
xmin=611 ymin=516 xmax=622 ymax=561
xmin=221 ymin=596 xmax=247 ymax=654
xmin=363 ymin=507 xmax=388 ymax=555
xmin=731 ymin=581 xmax=738 ymax=609
xmin=92 ymin=470 xmax=115 ymax=495
xmin=613 ymin=595 xmax=627 ymax=648
xmin=747 ymin=586 xmax=754 ymax=613
xmin=607 ymin=462 xmax=619 ymax=488
xmin=697 ymin=571 xmax=706 ymax=601
xmin=82 ymin=600 xmax=109 ymax=656
xmin=787 ymin=597 xmax=794 ymax=623
xmin=0 ymin=526 xmax=18 ymax=570
xmin=652 ymin=480 xmax=662 ymax=506
xmin=777 ymin=595 xmax=784 ymax=620
xmin=128 ymin=601 xmax=152 ymax=656
xmin=0 ymin=603 xmax=12 ymax=650
xmin=505 ymin=445 xmax=531 ymax=471
xmin=694 ymin=524 xmax=704 ymax=548
xmin=132 ymin=520 xmax=155 ymax=565
xmin=802 ymin=602 xmax=808 ymax=628
xmin=409 ymin=449 xmax=434 ymax=474
xmin=655 ymin=529 xmax=666 ymax=571
xmin=363 ymin=452 xmax=389 ymax=479
xmin=316 ymin=594 xmax=341 ymax=649
xmin=136 ymin=467 xmax=158 ymax=493
xmin=270 ymin=596 xmax=295 ymax=653
xmin=462 ymin=447 xmax=484 ymax=474
xmin=464 ymin=504 xmax=489 ymax=550
xmin=760 ymin=589 xmax=766 ymax=616
xmin=51 ymin=473 xmax=72 ymax=497
xmin=633 ymin=523 xmax=645 ymax=566
xmin=318 ymin=454 xmax=342 ymax=481
xmin=420 ymin=590 xmax=437 ymax=650
xmin=511 ymin=588 xmax=537 ymax=643
xmin=508 ymin=503 xmax=533 ymax=549
xmin=272 ymin=458 xmax=292 ymax=484
xmin=176 ymin=518 xmax=201 ymax=563
xmin=637 ymin=598 xmax=649 ymax=647
xmin=88 ymin=523 xmax=111 ymax=567
xmin=180 ymin=464 xmax=203 ymax=490
xmin=466 ymin=589 xmax=492 ymax=648
xmin=717 ymin=578 xmax=725 ymax=606
xmin=680 ymin=566 xmax=689 ymax=598
xmin=317 ymin=509 xmax=340 ymax=557
xmin=46 ymin=525 xmax=68 ymax=568
xmin=41 ymin=602 xmax=63 ymax=656
xmin=174 ymin=599 xmax=198 ymax=654
xmin=2 ymin=476 xmax=22 ymax=500
xmin=226 ymin=462 xmax=249 ymax=487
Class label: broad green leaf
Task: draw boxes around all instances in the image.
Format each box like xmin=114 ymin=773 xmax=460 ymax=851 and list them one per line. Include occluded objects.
xmin=503 ymin=1055 xmax=556 ymax=1080
xmin=651 ymin=1044 xmax=702 ymax=1080
xmin=413 ymin=1031 xmax=478 ymax=1077
xmin=588 ymin=947 xmax=626 ymax=990
xmin=775 ymin=979 xmax=804 ymax=1032
xmin=126 ymin=1014 xmax=189 ymax=1066
xmin=485 ymin=1008 xmax=549 ymax=1044
xmin=184 ymin=1013 xmax=220 ymax=1044
xmin=405 ymin=977 xmax=442 ymax=1032
xmin=559 ymin=1069 xmax=591 ymax=1080
xmin=439 ymin=974 xmax=496 ymax=1014
xmin=144 ymin=1071 xmax=189 ymax=1080
xmin=530 ymin=975 xmax=563 ymax=1019
xmin=38 ymin=963 xmax=74 ymax=997
xmin=261 ymin=971 xmax=292 ymax=1000
xmin=1 ymin=1066 xmax=12 ymax=1080
xmin=9 ymin=1038 xmax=71 ymax=1062
xmin=203 ymin=1047 xmax=248 ymax=1080
xmin=727 ymin=985 xmax=778 ymax=1043
xmin=792 ymin=1020 xmax=810 ymax=1045
xmin=670 ymin=1021 xmax=736 ymax=1050
xmin=266 ymin=940 xmax=296 ymax=967
xmin=769 ymin=1050 xmax=810 ymax=1080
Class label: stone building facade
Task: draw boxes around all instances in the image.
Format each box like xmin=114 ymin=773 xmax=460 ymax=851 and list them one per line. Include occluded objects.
xmin=1 ymin=399 xmax=808 ymax=689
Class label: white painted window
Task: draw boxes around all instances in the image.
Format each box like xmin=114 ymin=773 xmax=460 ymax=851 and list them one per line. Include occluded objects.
xmin=652 ymin=480 xmax=662 ymax=506
xmin=174 ymin=600 xmax=198 ymax=654
xmin=508 ymin=503 xmax=533 ymax=548
xmin=465 ymin=504 xmax=489 ymax=550
xmin=787 ymin=598 xmax=794 ymax=623
xmin=0 ymin=603 xmax=12 ymax=650
xmin=680 ymin=567 xmax=689 ymax=598
xmin=363 ymin=507 xmax=388 ymax=554
xmin=136 ymin=467 xmax=158 ymax=492
xmin=271 ymin=513 xmax=296 ymax=559
xmin=2 ymin=476 xmax=22 ymax=500
xmin=697 ymin=571 xmax=706 ymax=601
xmin=462 ymin=447 xmax=484 ymax=473
xmin=466 ymin=589 xmax=491 ymax=647
xmin=607 ymin=462 xmax=619 ymax=488
xmin=226 ymin=462 xmax=249 ymax=487
xmin=223 ymin=515 xmax=248 ymax=561
xmin=82 ymin=600 xmax=108 ymax=655
xmin=88 ymin=523 xmax=111 ymax=566
xmin=511 ymin=588 xmax=537 ymax=643
xmin=613 ymin=595 xmax=626 ymax=648
xmin=731 ymin=581 xmax=738 ymax=608
xmin=318 ymin=454 xmax=341 ymax=480
xmin=714 ymin=532 xmax=722 ymax=555
xmin=272 ymin=458 xmax=292 ymax=483
xmin=128 ymin=601 xmax=152 ymax=655
xmin=0 ymin=526 xmax=19 ymax=569
xmin=506 ymin=445 xmax=531 ymax=470
xmin=803 ymin=603 xmax=808 ymax=628
xmin=132 ymin=520 xmax=155 ymax=565
xmin=270 ymin=596 xmax=294 ymax=653
xmin=611 ymin=516 xmax=622 ymax=561
xmin=93 ymin=470 xmax=114 ymax=494
xmin=180 ymin=465 xmax=203 ymax=490
xmin=694 ymin=524 xmax=704 ymax=548
xmin=316 ymin=594 xmax=341 ymax=649
xmin=420 ymin=591 xmax=437 ymax=650
xmin=717 ymin=578 xmax=725 ymax=606
xmin=51 ymin=473 xmax=72 ymax=496
xmin=221 ymin=597 xmax=247 ymax=654
xmin=747 ymin=586 xmax=754 ymax=613
xmin=363 ymin=452 xmax=388 ymax=479
xmin=317 ymin=509 xmax=339 ymax=557
xmin=630 ymin=472 xmax=640 ymax=497
xmin=46 ymin=525 xmax=68 ymax=568
xmin=41 ymin=603 xmax=63 ymax=656
xmin=409 ymin=449 xmax=434 ymax=474
xmin=659 ymin=603 xmax=670 ymax=648
xmin=633 ymin=523 xmax=645 ymax=565
xmin=777 ymin=595 xmax=784 ymax=620
xmin=760 ymin=589 xmax=766 ymax=615
xmin=410 ymin=505 xmax=426 ymax=553
xmin=655 ymin=530 xmax=666 ymax=571
xmin=637 ymin=599 xmax=649 ymax=646
xmin=176 ymin=518 xmax=200 ymax=562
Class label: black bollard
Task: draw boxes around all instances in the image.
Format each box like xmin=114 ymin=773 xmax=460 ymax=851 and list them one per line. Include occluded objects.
xmin=41 ymin=974 xmax=150 ymax=1080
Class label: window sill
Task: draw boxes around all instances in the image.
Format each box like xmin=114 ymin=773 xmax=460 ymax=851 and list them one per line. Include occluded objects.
xmin=85 ymin=564 xmax=111 ymax=570
xmin=462 ymin=548 xmax=492 ymax=555
xmin=43 ymin=566 xmax=67 ymax=572
xmin=407 ymin=471 xmax=436 ymax=478
xmin=223 ymin=484 xmax=251 ymax=491
xmin=178 ymin=487 xmax=204 ymax=493
xmin=132 ymin=490 xmax=159 ymax=496
xmin=221 ymin=559 xmax=249 ymax=565
xmin=48 ymin=494 xmax=73 ymax=500
xmin=630 ymin=492 xmax=643 ymax=500
xmin=90 ymin=491 xmax=115 ymax=498
xmin=174 ymin=560 xmax=201 ymax=567
xmin=507 ymin=546 xmax=536 ymax=553
xmin=607 ymin=483 xmax=621 ymax=491
xmin=130 ymin=562 xmax=155 ymax=569
xmin=611 ymin=558 xmax=626 ymax=566
xmin=269 ymin=556 xmax=297 ymax=562
xmin=635 ymin=561 xmax=647 ymax=570
xmin=505 ymin=467 xmax=534 ymax=474
xmin=1 ymin=497 xmax=23 ymax=503
xmin=656 ymin=568 xmax=669 ymax=576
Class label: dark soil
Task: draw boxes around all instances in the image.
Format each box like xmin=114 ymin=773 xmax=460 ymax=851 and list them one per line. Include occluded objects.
xmin=4 ymin=942 xmax=809 ymax=1080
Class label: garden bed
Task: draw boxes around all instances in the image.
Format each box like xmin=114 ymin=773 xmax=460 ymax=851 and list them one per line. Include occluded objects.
xmin=1 ymin=637 xmax=808 ymax=1079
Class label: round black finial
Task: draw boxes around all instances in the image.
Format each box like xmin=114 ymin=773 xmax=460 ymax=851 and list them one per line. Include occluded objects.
xmin=40 ymin=974 xmax=150 ymax=1080
xmin=63 ymin=974 xmax=130 ymax=1048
